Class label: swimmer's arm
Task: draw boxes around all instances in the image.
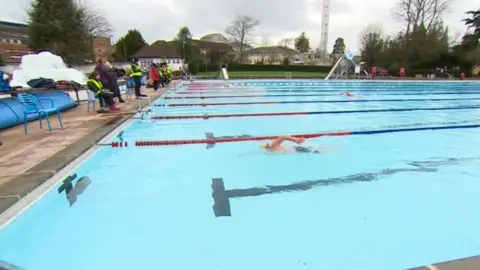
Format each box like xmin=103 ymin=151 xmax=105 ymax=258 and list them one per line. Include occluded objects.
xmin=270 ymin=136 xmax=304 ymax=148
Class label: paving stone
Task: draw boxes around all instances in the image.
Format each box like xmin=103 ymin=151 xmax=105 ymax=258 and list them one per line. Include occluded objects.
xmin=0 ymin=196 xmax=19 ymax=214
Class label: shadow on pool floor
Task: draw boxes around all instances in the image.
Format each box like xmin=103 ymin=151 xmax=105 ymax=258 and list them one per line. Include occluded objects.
xmin=409 ymin=255 xmax=480 ymax=270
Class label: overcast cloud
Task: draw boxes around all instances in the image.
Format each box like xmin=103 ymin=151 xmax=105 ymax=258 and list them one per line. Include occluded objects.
xmin=1 ymin=0 xmax=479 ymax=52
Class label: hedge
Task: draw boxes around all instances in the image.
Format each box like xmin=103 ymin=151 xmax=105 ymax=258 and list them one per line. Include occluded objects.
xmin=188 ymin=63 xmax=333 ymax=74
xmin=187 ymin=63 xmax=472 ymax=77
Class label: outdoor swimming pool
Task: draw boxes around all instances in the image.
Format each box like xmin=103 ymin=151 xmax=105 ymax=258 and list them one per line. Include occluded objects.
xmin=1 ymin=80 xmax=480 ymax=270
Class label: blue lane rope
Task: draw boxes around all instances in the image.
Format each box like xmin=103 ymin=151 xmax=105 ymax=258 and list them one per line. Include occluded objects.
xmin=141 ymin=105 xmax=480 ymax=120
xmin=348 ymin=118 xmax=480 ymax=132
xmin=302 ymin=105 xmax=480 ymax=115
xmin=276 ymin=97 xmax=480 ymax=104
xmin=350 ymin=123 xmax=480 ymax=136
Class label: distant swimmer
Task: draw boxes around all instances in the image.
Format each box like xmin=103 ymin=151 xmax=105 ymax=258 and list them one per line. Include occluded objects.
xmin=259 ymin=136 xmax=335 ymax=154
xmin=341 ymin=91 xmax=356 ymax=97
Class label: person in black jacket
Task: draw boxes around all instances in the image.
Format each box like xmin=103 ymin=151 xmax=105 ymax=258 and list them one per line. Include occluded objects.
xmin=95 ymin=60 xmax=125 ymax=103
xmin=87 ymin=71 xmax=120 ymax=111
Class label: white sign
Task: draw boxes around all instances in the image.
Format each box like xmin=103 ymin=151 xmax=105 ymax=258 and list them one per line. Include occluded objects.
xmin=345 ymin=49 xmax=354 ymax=61
xmin=354 ymin=65 xmax=361 ymax=74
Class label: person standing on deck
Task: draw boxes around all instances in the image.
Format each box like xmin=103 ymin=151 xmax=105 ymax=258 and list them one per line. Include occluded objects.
xmin=149 ymin=63 xmax=161 ymax=91
xmin=157 ymin=62 xmax=165 ymax=88
xmin=160 ymin=63 xmax=168 ymax=87
xmin=131 ymin=58 xmax=147 ymax=97
xmin=165 ymin=64 xmax=172 ymax=85
xmin=95 ymin=59 xmax=125 ymax=103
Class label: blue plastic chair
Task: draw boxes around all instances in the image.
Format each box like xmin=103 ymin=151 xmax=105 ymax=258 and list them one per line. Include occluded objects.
xmin=118 ymin=81 xmax=132 ymax=99
xmin=87 ymin=90 xmax=106 ymax=112
xmin=17 ymin=93 xmax=64 ymax=134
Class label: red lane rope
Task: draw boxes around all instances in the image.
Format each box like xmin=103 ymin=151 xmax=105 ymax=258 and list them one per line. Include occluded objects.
xmin=147 ymin=112 xmax=307 ymax=120
xmin=164 ymin=95 xmax=265 ymax=99
xmin=135 ymin=131 xmax=350 ymax=146
xmin=164 ymin=101 xmax=277 ymax=107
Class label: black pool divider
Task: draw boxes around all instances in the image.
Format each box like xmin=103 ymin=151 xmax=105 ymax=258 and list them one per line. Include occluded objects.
xmin=211 ymin=157 xmax=480 ymax=217
xmin=205 ymin=132 xmax=252 ymax=148
xmin=57 ymin=173 xmax=91 ymax=206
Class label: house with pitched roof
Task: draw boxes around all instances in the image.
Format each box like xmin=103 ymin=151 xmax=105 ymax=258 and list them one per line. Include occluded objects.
xmin=132 ymin=40 xmax=183 ymax=70
xmin=132 ymin=38 xmax=235 ymax=69
xmin=244 ymin=46 xmax=300 ymax=65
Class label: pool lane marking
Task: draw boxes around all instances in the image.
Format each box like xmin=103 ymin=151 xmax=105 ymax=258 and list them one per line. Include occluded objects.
xmin=205 ymin=132 xmax=253 ymax=148
xmin=177 ymin=88 xmax=480 ymax=94
xmin=134 ymin=123 xmax=480 ymax=147
xmin=200 ymin=119 xmax=480 ymax=148
xmin=164 ymin=92 xmax=480 ymax=99
xmin=139 ymin=105 xmax=480 ymax=120
xmin=156 ymin=97 xmax=480 ymax=107
xmin=211 ymin=157 xmax=480 ymax=217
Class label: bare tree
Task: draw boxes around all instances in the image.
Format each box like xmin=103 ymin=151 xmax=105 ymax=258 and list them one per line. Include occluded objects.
xmin=393 ymin=0 xmax=449 ymax=32
xmin=360 ymin=24 xmax=384 ymax=47
xmin=225 ymin=15 xmax=260 ymax=63
xmin=359 ymin=24 xmax=385 ymax=65
xmin=278 ymin=38 xmax=293 ymax=48
xmin=260 ymin=36 xmax=271 ymax=47
xmin=76 ymin=0 xmax=113 ymax=37
xmin=392 ymin=0 xmax=450 ymax=56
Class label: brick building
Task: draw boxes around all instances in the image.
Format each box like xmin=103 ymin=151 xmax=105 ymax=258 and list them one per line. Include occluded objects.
xmin=0 ymin=20 xmax=112 ymax=64
xmin=0 ymin=21 xmax=31 ymax=64
xmin=91 ymin=36 xmax=112 ymax=61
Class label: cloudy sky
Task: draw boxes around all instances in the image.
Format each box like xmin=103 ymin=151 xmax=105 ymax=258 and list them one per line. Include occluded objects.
xmin=1 ymin=0 xmax=479 ymax=53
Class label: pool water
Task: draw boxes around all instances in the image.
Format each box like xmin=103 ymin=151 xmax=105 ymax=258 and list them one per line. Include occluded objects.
xmin=1 ymin=80 xmax=480 ymax=270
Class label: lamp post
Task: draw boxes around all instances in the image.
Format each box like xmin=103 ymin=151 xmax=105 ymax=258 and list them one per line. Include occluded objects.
xmin=182 ymin=40 xmax=186 ymax=63
xmin=122 ymin=40 xmax=128 ymax=62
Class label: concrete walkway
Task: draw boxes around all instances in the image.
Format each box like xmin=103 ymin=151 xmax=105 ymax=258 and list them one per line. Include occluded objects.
xmin=0 ymin=86 xmax=166 ymax=213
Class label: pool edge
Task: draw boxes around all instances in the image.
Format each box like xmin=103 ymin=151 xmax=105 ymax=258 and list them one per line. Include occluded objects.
xmin=0 ymin=87 xmax=172 ymax=229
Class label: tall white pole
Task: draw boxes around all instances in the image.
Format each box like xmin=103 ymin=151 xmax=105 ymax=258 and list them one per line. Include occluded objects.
xmin=320 ymin=0 xmax=330 ymax=59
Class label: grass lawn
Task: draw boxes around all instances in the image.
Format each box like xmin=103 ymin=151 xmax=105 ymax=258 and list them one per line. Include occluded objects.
xmin=197 ymin=71 xmax=328 ymax=78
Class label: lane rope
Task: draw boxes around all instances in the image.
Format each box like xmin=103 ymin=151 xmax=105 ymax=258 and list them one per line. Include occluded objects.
xmin=177 ymin=88 xmax=480 ymax=94
xmin=163 ymin=92 xmax=480 ymax=99
xmin=153 ymin=97 xmax=480 ymax=107
xmin=135 ymin=105 xmax=480 ymax=120
xmin=133 ymin=123 xmax=480 ymax=147
xmin=99 ymin=119 xmax=480 ymax=147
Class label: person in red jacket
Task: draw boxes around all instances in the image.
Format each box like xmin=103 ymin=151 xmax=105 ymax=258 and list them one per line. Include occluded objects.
xmin=149 ymin=63 xmax=161 ymax=90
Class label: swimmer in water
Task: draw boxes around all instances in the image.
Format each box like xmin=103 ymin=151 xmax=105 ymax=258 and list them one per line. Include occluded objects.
xmin=341 ymin=91 xmax=356 ymax=97
xmin=259 ymin=136 xmax=333 ymax=154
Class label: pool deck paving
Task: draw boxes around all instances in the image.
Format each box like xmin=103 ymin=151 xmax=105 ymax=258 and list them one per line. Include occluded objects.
xmin=0 ymin=85 xmax=167 ymax=214
xmin=0 ymin=80 xmax=480 ymax=269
